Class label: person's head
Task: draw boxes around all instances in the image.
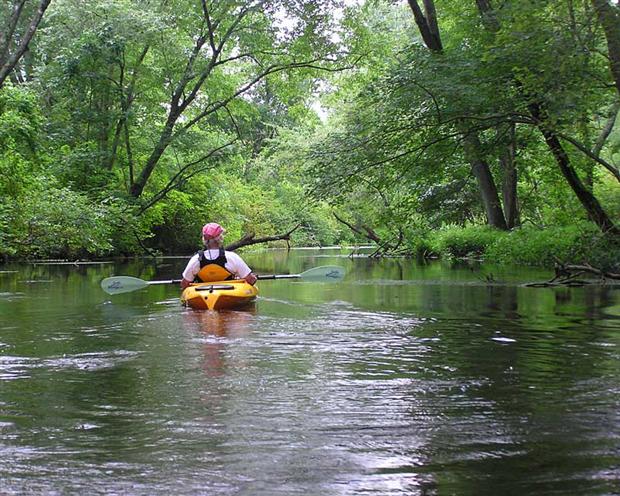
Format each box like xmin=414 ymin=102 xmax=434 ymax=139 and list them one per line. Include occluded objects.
xmin=202 ymin=222 xmax=225 ymax=247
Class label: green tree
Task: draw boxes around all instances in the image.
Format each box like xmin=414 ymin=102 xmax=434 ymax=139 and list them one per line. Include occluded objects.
xmin=471 ymin=0 xmax=618 ymax=235
xmin=302 ymin=0 xmax=619 ymax=239
xmin=407 ymin=0 xmax=509 ymax=230
xmin=38 ymin=0 xmax=350 ymax=202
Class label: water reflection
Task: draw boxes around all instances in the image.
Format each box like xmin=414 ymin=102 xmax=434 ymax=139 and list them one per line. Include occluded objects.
xmin=181 ymin=308 xmax=257 ymax=378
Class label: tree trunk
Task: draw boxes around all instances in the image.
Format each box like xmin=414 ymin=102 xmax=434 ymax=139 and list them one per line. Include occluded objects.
xmin=0 ymin=0 xmax=52 ymax=89
xmin=499 ymin=123 xmax=519 ymax=228
xmin=463 ymin=133 xmax=508 ymax=229
xmin=129 ymin=118 xmax=176 ymax=197
xmin=529 ymin=100 xmax=619 ymax=236
xmin=591 ymin=0 xmax=620 ymax=96
xmin=476 ymin=0 xmax=617 ymax=236
xmin=475 ymin=0 xmax=501 ymax=32
xmin=97 ymin=65 xmax=113 ymax=167
xmin=475 ymin=0 xmax=517 ymax=228
xmin=407 ymin=0 xmax=443 ymax=52
xmin=106 ymin=45 xmax=148 ymax=171
xmin=408 ymin=0 xmax=507 ymax=229
xmin=593 ymin=100 xmax=620 ymax=157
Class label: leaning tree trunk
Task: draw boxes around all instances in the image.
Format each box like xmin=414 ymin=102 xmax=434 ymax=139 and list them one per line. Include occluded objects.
xmin=463 ymin=132 xmax=508 ymax=229
xmin=0 ymin=0 xmax=52 ymax=89
xmin=407 ymin=0 xmax=443 ymax=51
xmin=529 ymin=101 xmax=619 ymax=236
xmin=130 ymin=116 xmax=177 ymax=197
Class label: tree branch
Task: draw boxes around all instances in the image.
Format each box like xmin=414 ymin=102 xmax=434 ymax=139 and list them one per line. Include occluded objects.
xmin=180 ymin=57 xmax=348 ymax=134
xmin=526 ymin=262 xmax=620 ymax=286
xmin=593 ymin=99 xmax=620 ymax=157
xmin=555 ymin=130 xmax=620 ymax=182
xmin=0 ymin=0 xmax=27 ymax=66
xmin=407 ymin=0 xmax=443 ymax=52
xmin=137 ymin=139 xmax=237 ymax=214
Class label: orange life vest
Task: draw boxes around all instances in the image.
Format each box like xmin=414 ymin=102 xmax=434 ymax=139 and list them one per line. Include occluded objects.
xmin=195 ymin=248 xmax=233 ymax=282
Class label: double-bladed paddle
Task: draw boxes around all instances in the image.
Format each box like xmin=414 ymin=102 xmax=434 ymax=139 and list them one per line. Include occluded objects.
xmin=100 ymin=265 xmax=345 ymax=295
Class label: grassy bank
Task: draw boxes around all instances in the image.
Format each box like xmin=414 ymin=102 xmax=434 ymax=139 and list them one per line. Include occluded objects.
xmin=412 ymin=223 xmax=619 ymax=271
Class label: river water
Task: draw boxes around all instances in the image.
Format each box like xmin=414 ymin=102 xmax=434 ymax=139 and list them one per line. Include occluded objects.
xmin=1 ymin=249 xmax=619 ymax=495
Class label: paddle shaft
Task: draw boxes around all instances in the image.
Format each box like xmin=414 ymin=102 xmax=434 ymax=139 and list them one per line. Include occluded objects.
xmin=159 ymin=265 xmax=341 ymax=284
xmin=147 ymin=279 xmax=183 ymax=286
xmin=150 ymin=276 xmax=294 ymax=284
xmin=152 ymin=276 xmax=297 ymax=283
xmin=151 ymin=275 xmax=296 ymax=285
xmin=101 ymin=265 xmax=344 ymax=295
xmin=256 ymin=274 xmax=300 ymax=280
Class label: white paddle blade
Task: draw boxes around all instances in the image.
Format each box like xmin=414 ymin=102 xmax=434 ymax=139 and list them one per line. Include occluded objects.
xmin=299 ymin=265 xmax=345 ymax=282
xmin=101 ymin=276 xmax=149 ymax=295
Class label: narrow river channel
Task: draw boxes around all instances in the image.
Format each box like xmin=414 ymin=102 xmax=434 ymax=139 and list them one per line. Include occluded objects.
xmin=1 ymin=249 xmax=619 ymax=495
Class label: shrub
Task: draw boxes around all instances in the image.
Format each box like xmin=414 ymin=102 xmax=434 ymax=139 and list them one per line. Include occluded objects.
xmin=486 ymin=223 xmax=619 ymax=270
xmin=429 ymin=225 xmax=506 ymax=258
xmin=2 ymin=187 xmax=122 ymax=259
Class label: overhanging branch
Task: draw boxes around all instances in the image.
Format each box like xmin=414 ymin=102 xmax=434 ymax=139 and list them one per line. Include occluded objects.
xmin=137 ymin=139 xmax=237 ymax=214
xmin=225 ymin=224 xmax=301 ymax=251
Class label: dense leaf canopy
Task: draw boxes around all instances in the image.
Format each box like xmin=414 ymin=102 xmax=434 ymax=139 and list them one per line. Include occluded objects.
xmin=0 ymin=0 xmax=618 ymax=263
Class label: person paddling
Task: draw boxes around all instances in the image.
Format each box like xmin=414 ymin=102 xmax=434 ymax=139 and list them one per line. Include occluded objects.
xmin=180 ymin=223 xmax=258 ymax=290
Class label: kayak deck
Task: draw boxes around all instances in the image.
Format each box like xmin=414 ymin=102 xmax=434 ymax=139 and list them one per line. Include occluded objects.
xmin=181 ymin=280 xmax=258 ymax=310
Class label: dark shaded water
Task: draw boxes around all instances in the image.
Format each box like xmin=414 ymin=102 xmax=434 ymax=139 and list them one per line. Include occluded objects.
xmin=1 ymin=249 xmax=619 ymax=495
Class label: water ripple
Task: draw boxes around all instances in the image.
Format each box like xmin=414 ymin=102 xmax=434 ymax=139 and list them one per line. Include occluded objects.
xmin=1 ymin=261 xmax=619 ymax=496
xmin=0 ymin=351 xmax=139 ymax=380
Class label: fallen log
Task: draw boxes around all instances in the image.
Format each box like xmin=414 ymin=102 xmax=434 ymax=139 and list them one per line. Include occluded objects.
xmin=334 ymin=213 xmax=380 ymax=244
xmin=225 ymin=224 xmax=301 ymax=251
xmin=333 ymin=213 xmax=407 ymax=257
xmin=554 ymin=263 xmax=619 ymax=280
xmin=525 ymin=262 xmax=620 ymax=287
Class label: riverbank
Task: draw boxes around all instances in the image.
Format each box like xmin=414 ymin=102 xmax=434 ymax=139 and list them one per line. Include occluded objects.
xmin=412 ymin=223 xmax=620 ymax=271
xmin=2 ymin=222 xmax=618 ymax=273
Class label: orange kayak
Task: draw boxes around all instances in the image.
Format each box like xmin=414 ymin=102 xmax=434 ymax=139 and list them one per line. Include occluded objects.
xmin=181 ymin=280 xmax=258 ymax=310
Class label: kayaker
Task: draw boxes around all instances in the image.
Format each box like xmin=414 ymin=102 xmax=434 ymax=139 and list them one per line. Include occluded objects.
xmin=180 ymin=223 xmax=258 ymax=289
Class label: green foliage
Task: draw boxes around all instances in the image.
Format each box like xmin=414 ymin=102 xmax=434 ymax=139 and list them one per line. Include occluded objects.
xmin=297 ymin=0 xmax=619 ymax=243
xmin=421 ymin=223 xmax=619 ymax=270
xmin=417 ymin=179 xmax=481 ymax=227
xmin=148 ymin=190 xmax=204 ymax=254
xmin=98 ymin=196 xmax=151 ymax=256
xmin=486 ymin=223 xmax=620 ymax=270
xmin=146 ymin=169 xmax=345 ymax=254
xmin=400 ymin=224 xmax=435 ymax=259
xmin=1 ymin=187 xmax=119 ymax=259
xmin=0 ymin=143 xmax=33 ymax=200
xmin=1 ymin=0 xmax=618 ymax=266
xmin=0 ymin=202 xmax=16 ymax=258
xmin=430 ymin=225 xmax=506 ymax=259
xmin=0 ymin=85 xmax=41 ymax=153
xmin=0 ymin=86 xmax=43 ymax=199
xmin=0 ymin=84 xmax=126 ymax=260
xmin=596 ymin=175 xmax=620 ymax=221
